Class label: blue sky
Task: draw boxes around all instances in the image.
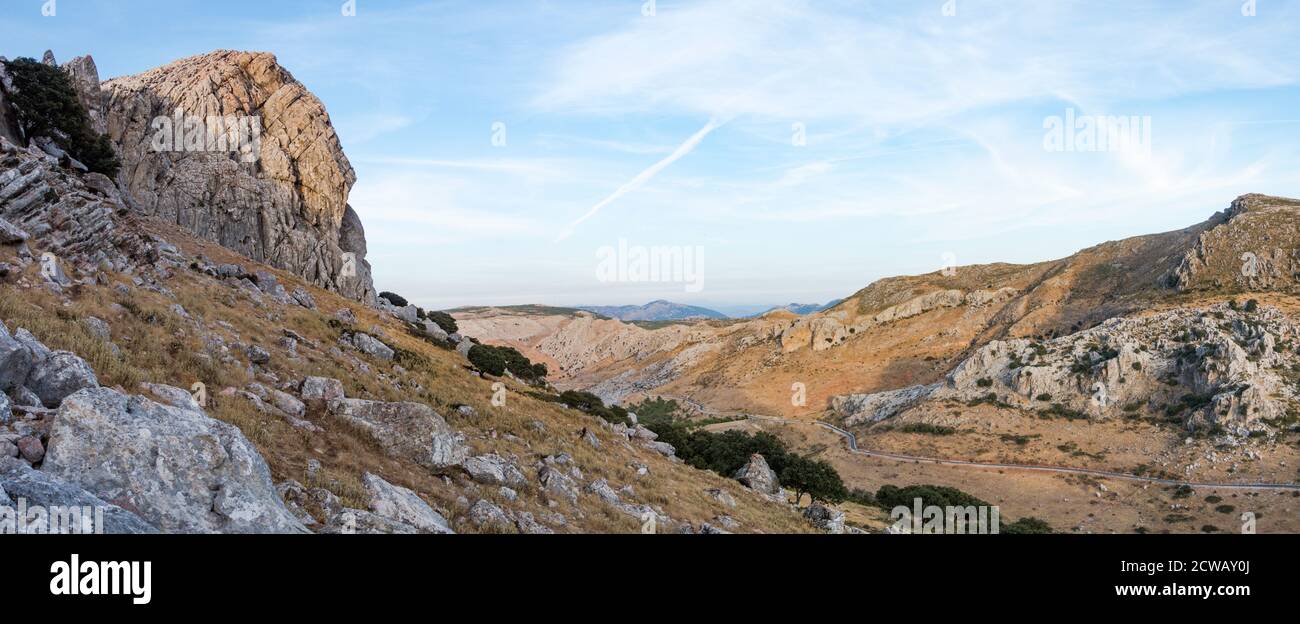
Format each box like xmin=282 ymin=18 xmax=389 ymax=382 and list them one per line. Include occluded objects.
xmin=4 ymin=0 xmax=1300 ymax=314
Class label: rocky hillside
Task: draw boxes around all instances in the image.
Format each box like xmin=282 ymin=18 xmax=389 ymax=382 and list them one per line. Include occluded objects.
xmin=459 ymin=195 xmax=1300 ymax=423
xmin=0 ymin=50 xmax=816 ymax=534
xmin=833 ymin=301 xmax=1300 ymax=438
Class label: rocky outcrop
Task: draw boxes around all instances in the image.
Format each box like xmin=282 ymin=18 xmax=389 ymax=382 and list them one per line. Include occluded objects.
xmin=362 ymin=472 xmax=454 ymax=534
xmin=42 ymin=387 xmax=307 ymax=533
xmin=327 ymin=398 xmax=468 ymax=471
xmin=101 ymin=50 xmax=375 ymax=303
xmin=803 ymin=503 xmax=846 ymax=534
xmin=1167 ymin=194 xmax=1300 ymax=293
xmin=733 ymin=453 xmax=782 ymax=498
xmin=0 ymin=58 xmax=22 ymax=145
xmin=0 ymin=457 xmax=159 ymax=534
xmin=832 ymin=302 xmax=1300 ymax=439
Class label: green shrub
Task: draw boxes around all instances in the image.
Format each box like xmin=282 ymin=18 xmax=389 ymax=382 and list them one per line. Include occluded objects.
xmin=558 ymin=390 xmax=629 ymax=425
xmin=378 ymin=292 xmax=409 ymax=307
xmin=899 ymin=423 xmax=956 ymax=435
xmin=424 ymin=310 xmax=458 ymax=334
xmin=1002 ymin=517 xmax=1053 ymax=534
xmin=626 ymin=397 xmax=681 ymax=426
xmin=467 ymin=344 xmax=547 ymax=382
xmin=875 ymin=484 xmax=990 ymax=509
xmin=4 ymin=57 xmax=119 ymax=176
xmin=1244 ymin=299 xmax=1259 ymax=313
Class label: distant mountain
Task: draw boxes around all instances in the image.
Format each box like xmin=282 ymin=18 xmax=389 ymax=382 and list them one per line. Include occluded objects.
xmin=577 ymin=300 xmax=728 ymax=321
xmin=753 ymin=299 xmax=844 ymax=317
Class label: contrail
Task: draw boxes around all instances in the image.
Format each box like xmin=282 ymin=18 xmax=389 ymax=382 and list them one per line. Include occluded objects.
xmin=555 ymin=117 xmax=725 ymax=241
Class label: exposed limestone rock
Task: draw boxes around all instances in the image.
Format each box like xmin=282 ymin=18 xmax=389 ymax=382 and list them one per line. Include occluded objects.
xmin=537 ymin=464 xmax=580 ymax=504
xmin=833 ymin=302 xmax=1300 ymax=438
xmin=0 ymin=216 xmax=27 ymax=243
xmin=362 ymin=472 xmax=454 ymax=534
xmin=804 ymin=503 xmax=846 ymax=534
xmin=323 ymin=508 xmax=419 ymax=534
xmin=463 ymin=454 xmax=526 ymax=487
xmin=62 ymin=55 xmax=107 ymax=134
xmin=0 ymin=458 xmax=159 ymax=534
xmin=42 ymin=387 xmax=307 ymax=533
xmin=103 ymin=50 xmax=375 ymax=303
xmin=733 ymin=453 xmax=781 ymax=497
xmin=327 ymin=398 xmax=468 ymax=470
xmin=468 ymin=499 xmax=512 ymax=530
xmin=25 ymin=350 xmax=99 ymax=408
xmin=300 ymin=375 xmax=345 ymax=405
xmin=0 ymin=321 xmax=34 ymax=394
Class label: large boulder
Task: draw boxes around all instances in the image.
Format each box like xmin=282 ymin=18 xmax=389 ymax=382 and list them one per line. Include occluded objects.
xmin=327 ymin=398 xmax=467 ymax=470
xmin=322 ymin=508 xmax=419 ymax=535
xmin=300 ymin=376 xmax=345 ymax=404
xmin=803 ymin=503 xmax=846 ymax=534
xmin=0 ymin=458 xmax=159 ymax=534
xmin=41 ymin=388 xmax=307 ymax=533
xmin=733 ymin=453 xmax=781 ymax=496
xmin=0 ymin=322 xmax=33 ymax=394
xmin=344 ymin=332 xmax=395 ymax=361
xmin=25 ymin=350 xmax=98 ymax=408
xmin=0 ymin=216 xmax=28 ymax=244
xmin=463 ymin=454 xmax=527 ymax=487
xmin=362 ymin=472 xmax=453 ymax=534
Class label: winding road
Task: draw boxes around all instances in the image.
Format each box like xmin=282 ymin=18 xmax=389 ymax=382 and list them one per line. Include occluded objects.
xmin=675 ymin=398 xmax=1300 ymax=491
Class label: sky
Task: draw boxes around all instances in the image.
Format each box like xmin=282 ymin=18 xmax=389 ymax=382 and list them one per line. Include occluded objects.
xmin=3 ymin=0 xmax=1300 ymax=315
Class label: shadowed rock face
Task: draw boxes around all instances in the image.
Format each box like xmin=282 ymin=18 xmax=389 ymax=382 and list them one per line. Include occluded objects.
xmin=100 ymin=50 xmax=375 ymax=304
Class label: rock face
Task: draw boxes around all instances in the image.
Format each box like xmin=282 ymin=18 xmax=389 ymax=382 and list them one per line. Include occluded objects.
xmin=42 ymin=388 xmax=307 ymax=533
xmin=102 ymin=50 xmax=375 ymax=303
xmin=327 ymin=398 xmax=468 ymax=471
xmin=362 ymin=472 xmax=454 ymax=534
xmin=733 ymin=453 xmax=781 ymax=497
xmin=0 ymin=458 xmax=159 ymax=534
xmin=1 ymin=321 xmax=98 ymax=409
xmin=0 ymin=60 xmax=22 ymax=145
xmin=832 ymin=302 xmax=1300 ymax=438
xmin=25 ymin=350 xmax=98 ymax=408
xmin=803 ymin=503 xmax=846 ymax=534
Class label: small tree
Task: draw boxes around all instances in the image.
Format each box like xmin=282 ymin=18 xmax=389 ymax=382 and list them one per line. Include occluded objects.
xmin=782 ymin=456 xmax=848 ymax=505
xmin=4 ymin=57 xmax=119 ymax=176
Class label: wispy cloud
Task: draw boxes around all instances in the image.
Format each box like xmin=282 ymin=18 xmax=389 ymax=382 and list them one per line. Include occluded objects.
xmin=555 ymin=117 xmax=726 ymax=240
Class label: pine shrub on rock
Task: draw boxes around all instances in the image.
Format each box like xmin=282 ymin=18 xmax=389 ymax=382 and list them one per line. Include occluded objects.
xmin=4 ymin=57 xmax=119 ymax=176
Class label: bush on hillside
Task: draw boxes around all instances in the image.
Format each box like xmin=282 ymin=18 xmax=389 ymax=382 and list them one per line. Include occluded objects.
xmin=558 ymin=390 xmax=629 ymax=425
xmin=378 ymin=292 xmax=408 ymax=307
xmin=626 ymin=397 xmax=682 ymax=426
xmin=424 ymin=310 xmax=458 ymax=334
xmin=4 ymin=57 xmax=119 ymax=176
xmin=467 ymin=344 xmax=547 ymax=383
xmin=875 ymin=484 xmax=991 ymax=510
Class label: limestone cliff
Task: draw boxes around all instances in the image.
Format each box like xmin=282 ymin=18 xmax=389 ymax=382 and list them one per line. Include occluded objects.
xmin=99 ymin=50 xmax=375 ymax=304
